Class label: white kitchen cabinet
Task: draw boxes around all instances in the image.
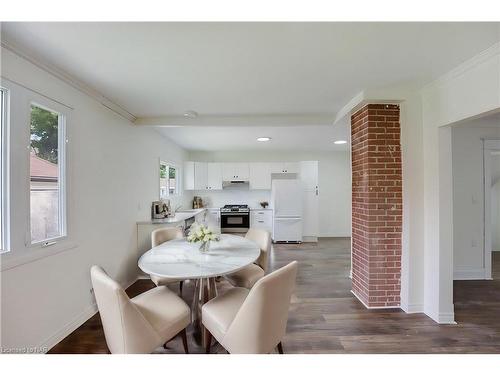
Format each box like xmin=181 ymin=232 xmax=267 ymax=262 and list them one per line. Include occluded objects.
xmin=184 ymin=161 xmax=195 ymax=190
xmin=271 ymin=162 xmax=299 ymax=174
xmin=207 ymin=163 xmax=223 ymax=190
xmin=194 ymin=162 xmax=208 ymax=190
xmin=250 ymin=209 xmax=273 ymax=233
xmin=222 ymin=163 xmax=249 ymax=180
xmin=206 ymin=208 xmax=221 ymax=233
xmin=249 ymin=162 xmax=273 ymax=189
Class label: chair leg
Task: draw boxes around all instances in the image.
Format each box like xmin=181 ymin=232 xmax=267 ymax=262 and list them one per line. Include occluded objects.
xmin=277 ymin=342 xmax=284 ymax=354
xmin=180 ymin=328 xmax=189 ymax=354
xmin=179 ymin=281 xmax=184 ymax=296
xmin=205 ymin=330 xmax=212 ymax=354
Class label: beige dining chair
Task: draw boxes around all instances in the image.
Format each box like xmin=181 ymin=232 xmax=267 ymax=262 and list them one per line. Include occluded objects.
xmin=150 ymin=226 xmax=186 ymax=295
xmin=202 ymin=261 xmax=298 ymax=354
xmin=91 ymin=265 xmax=190 ymax=354
xmin=224 ymin=228 xmax=271 ymax=289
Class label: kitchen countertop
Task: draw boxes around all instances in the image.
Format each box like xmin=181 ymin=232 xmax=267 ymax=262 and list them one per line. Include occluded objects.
xmin=137 ymin=208 xmax=206 ymax=225
xmin=250 ymin=207 xmax=273 ymax=211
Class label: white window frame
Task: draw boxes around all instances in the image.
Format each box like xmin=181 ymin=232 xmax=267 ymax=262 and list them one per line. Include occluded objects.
xmin=28 ymin=101 xmax=68 ymax=247
xmin=0 ymin=87 xmax=10 ymax=253
xmin=159 ymin=159 xmax=181 ymax=199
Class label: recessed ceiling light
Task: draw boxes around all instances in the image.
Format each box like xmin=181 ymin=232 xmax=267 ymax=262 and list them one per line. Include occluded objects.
xmin=334 ymin=140 xmax=347 ymax=145
xmin=257 ymin=137 xmax=272 ymax=142
xmin=183 ymin=110 xmax=198 ymax=118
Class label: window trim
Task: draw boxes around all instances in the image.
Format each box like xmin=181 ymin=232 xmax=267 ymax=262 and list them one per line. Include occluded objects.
xmin=27 ymin=101 xmax=68 ymax=247
xmin=0 ymin=87 xmax=10 ymax=253
xmin=159 ymin=159 xmax=181 ymax=199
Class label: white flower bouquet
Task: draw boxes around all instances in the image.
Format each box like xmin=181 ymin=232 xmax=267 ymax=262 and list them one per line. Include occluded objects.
xmin=187 ymin=222 xmax=219 ymax=252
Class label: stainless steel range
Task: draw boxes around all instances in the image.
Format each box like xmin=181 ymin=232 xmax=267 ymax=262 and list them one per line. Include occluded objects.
xmin=220 ymin=204 xmax=250 ymax=233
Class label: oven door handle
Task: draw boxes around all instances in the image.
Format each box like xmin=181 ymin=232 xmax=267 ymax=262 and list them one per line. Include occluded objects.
xmin=221 ymin=212 xmax=250 ymax=216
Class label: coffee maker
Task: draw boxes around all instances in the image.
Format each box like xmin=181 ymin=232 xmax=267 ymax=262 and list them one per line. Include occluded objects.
xmin=151 ymin=199 xmax=171 ymax=219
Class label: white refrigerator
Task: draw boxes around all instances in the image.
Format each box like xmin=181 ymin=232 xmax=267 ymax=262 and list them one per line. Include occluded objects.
xmin=271 ymin=179 xmax=303 ymax=242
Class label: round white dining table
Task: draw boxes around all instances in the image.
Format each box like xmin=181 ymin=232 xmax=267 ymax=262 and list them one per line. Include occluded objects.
xmin=138 ymin=234 xmax=260 ymax=347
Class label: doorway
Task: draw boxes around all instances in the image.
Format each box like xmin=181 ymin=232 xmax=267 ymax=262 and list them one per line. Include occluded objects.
xmin=484 ymin=141 xmax=500 ymax=279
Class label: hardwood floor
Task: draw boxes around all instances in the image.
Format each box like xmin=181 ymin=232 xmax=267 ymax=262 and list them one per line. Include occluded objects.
xmin=48 ymin=239 xmax=500 ymax=354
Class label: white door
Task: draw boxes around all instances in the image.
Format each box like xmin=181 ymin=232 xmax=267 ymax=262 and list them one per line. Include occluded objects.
xmin=207 ymin=163 xmax=222 ymax=190
xmin=183 ymin=161 xmax=195 ymax=190
xmin=302 ymin=190 xmax=319 ymax=238
xmin=194 ymin=162 xmax=208 ymax=190
xmin=273 ymin=218 xmax=302 ymax=242
xmin=250 ymin=162 xmax=272 ymax=189
xmin=299 ymin=161 xmax=319 ymax=190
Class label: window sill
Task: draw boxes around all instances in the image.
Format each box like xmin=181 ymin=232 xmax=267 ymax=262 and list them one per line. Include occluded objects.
xmin=0 ymin=241 xmax=78 ymax=272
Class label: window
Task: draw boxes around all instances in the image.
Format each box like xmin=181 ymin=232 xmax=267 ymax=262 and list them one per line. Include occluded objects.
xmin=160 ymin=161 xmax=179 ymax=199
xmin=29 ymin=103 xmax=66 ymax=245
xmin=0 ymin=88 xmax=8 ymax=252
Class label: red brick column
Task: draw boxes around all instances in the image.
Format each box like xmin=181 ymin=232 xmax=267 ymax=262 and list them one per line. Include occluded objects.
xmin=351 ymin=104 xmax=402 ymax=308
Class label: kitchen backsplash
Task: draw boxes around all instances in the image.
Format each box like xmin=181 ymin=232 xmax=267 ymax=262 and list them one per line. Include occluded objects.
xmin=192 ymin=190 xmax=271 ymax=209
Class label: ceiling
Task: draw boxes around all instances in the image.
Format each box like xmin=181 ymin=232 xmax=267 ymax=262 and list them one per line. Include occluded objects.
xmin=155 ymin=122 xmax=350 ymax=151
xmin=1 ymin=22 xmax=499 ymax=151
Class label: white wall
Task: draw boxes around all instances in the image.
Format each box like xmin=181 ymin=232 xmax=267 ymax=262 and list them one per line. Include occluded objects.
xmin=188 ymin=150 xmax=351 ymax=237
xmin=421 ymin=42 xmax=500 ymax=323
xmin=451 ymin=120 xmax=500 ymax=279
xmin=0 ymin=47 xmax=190 ymax=350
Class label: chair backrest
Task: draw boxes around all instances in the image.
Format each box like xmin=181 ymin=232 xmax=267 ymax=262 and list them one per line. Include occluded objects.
xmin=151 ymin=226 xmax=183 ymax=248
xmin=90 ymin=266 xmax=160 ymax=353
xmin=245 ymin=228 xmax=271 ymax=272
xmin=223 ymin=261 xmax=298 ymax=354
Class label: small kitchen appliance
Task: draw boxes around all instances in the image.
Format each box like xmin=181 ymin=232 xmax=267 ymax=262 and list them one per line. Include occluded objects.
xmin=151 ymin=199 xmax=171 ymax=219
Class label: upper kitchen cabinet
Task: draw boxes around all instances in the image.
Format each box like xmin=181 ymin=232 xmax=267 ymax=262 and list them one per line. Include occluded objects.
xmin=249 ymin=162 xmax=273 ymax=189
xmin=222 ymin=163 xmax=249 ymax=181
xmin=271 ymin=162 xmax=299 ymax=174
xmin=207 ymin=163 xmax=223 ymax=190
xmin=194 ymin=162 xmax=208 ymax=190
xmin=184 ymin=161 xmax=195 ymax=190
xmin=184 ymin=162 xmax=223 ymax=190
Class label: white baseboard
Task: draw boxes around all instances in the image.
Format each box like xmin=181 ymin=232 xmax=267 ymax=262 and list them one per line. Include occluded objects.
xmin=40 ymin=276 xmax=139 ymax=352
xmin=437 ymin=312 xmax=456 ymax=325
xmin=401 ymin=303 xmax=424 ymax=314
xmin=40 ymin=303 xmax=98 ymax=352
xmin=453 ymin=267 xmax=487 ymax=280
xmin=302 ymin=236 xmax=318 ymax=242
xmin=350 ymin=290 xmax=401 ymax=309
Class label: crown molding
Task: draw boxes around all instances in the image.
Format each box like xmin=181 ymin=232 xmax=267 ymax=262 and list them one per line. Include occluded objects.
xmin=1 ymin=39 xmax=137 ymax=122
xmin=134 ymin=113 xmax=335 ymax=127
xmin=333 ymin=90 xmax=404 ymax=125
xmin=422 ymin=42 xmax=500 ymax=93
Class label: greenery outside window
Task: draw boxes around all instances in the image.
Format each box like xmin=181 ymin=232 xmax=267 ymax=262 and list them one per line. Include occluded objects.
xmin=160 ymin=161 xmax=179 ymax=199
xmin=29 ymin=103 xmax=67 ymax=245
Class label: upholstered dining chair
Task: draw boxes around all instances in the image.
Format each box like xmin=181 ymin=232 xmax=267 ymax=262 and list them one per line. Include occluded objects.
xmin=224 ymin=228 xmax=271 ymax=289
xmin=90 ymin=265 xmax=190 ymax=354
xmin=202 ymin=261 xmax=298 ymax=354
xmin=150 ymin=226 xmax=185 ymax=295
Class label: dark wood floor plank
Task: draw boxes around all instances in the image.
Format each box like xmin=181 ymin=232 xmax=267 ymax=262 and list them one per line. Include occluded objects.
xmin=48 ymin=238 xmax=500 ymax=354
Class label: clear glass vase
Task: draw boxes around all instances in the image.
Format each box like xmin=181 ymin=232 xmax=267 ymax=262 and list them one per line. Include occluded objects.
xmin=199 ymin=241 xmax=210 ymax=253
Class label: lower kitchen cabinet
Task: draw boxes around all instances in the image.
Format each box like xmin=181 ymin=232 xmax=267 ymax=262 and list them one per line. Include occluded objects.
xmin=250 ymin=209 xmax=273 ymax=233
xmin=206 ymin=208 xmax=221 ymax=233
